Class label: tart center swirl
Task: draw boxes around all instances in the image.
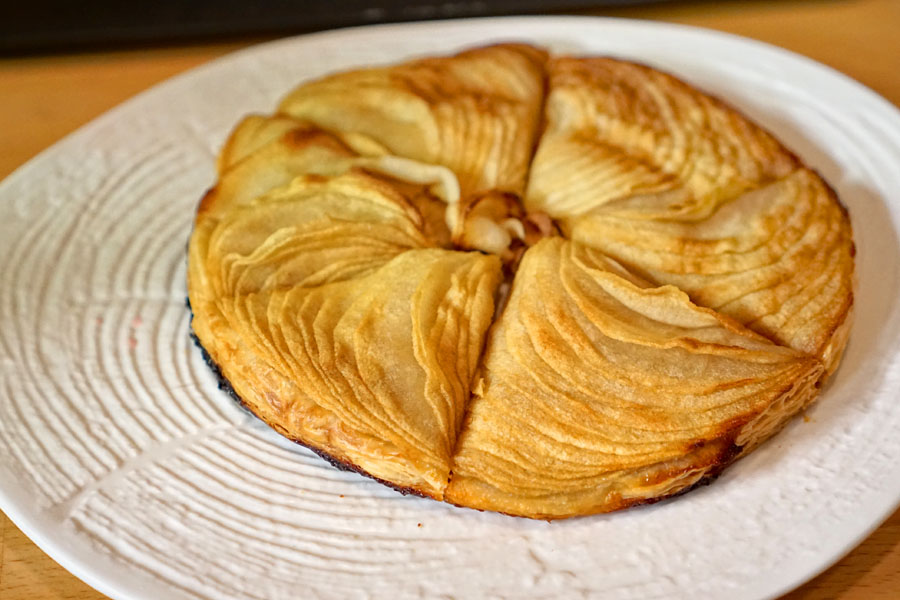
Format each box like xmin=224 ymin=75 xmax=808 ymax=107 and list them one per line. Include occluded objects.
xmin=452 ymin=190 xmax=557 ymax=264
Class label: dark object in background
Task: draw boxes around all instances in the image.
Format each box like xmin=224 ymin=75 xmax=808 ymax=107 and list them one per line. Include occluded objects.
xmin=2 ymin=0 xmax=670 ymax=54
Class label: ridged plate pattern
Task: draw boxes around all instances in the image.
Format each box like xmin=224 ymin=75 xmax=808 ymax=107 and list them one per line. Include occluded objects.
xmin=2 ymin=18 xmax=900 ymax=600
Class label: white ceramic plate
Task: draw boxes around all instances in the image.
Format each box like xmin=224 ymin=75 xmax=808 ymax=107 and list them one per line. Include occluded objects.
xmin=2 ymin=17 xmax=900 ymax=600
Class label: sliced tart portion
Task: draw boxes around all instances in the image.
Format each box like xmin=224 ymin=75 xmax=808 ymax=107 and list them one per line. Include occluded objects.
xmin=445 ymin=238 xmax=823 ymax=518
xmin=567 ymin=169 xmax=854 ymax=373
xmin=191 ymin=169 xmax=503 ymax=498
xmin=525 ymin=57 xmax=854 ymax=373
xmin=203 ymin=172 xmax=436 ymax=296
xmin=525 ymin=56 xmax=799 ymax=219
xmin=278 ymin=43 xmax=548 ymax=198
xmin=219 ymin=248 xmax=501 ymax=498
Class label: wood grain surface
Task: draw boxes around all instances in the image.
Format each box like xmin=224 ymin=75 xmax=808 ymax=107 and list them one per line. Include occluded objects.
xmin=1 ymin=0 xmax=899 ymax=598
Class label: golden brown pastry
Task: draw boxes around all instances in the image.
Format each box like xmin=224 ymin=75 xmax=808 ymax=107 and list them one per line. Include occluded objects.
xmin=525 ymin=57 xmax=800 ymax=217
xmin=445 ymin=238 xmax=822 ymax=518
xmin=278 ymin=43 xmax=548 ymax=198
xmin=187 ymin=44 xmax=855 ymax=518
xmin=192 ymin=167 xmax=502 ymax=498
xmin=526 ymin=58 xmax=855 ymax=375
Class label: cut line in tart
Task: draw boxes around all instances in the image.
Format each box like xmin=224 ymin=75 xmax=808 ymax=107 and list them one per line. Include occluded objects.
xmin=187 ymin=43 xmax=855 ymax=519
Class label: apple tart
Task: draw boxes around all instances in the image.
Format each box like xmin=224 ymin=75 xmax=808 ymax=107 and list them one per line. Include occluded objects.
xmin=187 ymin=44 xmax=855 ymax=518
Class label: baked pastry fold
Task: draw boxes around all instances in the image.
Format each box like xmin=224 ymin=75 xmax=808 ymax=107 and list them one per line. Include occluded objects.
xmin=525 ymin=57 xmax=799 ymax=218
xmin=526 ymin=57 xmax=854 ymax=374
xmin=565 ymin=169 xmax=854 ymax=372
xmin=223 ymin=247 xmax=501 ymax=498
xmin=446 ymin=238 xmax=823 ymax=518
xmin=192 ymin=163 xmax=502 ymax=497
xmin=278 ymin=43 xmax=547 ymax=198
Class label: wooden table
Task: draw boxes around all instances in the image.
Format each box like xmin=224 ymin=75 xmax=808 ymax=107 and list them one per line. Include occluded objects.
xmin=1 ymin=0 xmax=898 ymax=598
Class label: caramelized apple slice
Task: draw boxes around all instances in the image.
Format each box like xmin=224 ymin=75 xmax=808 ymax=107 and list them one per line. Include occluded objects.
xmin=526 ymin=56 xmax=799 ymax=219
xmin=278 ymin=44 xmax=547 ymax=198
xmin=526 ymin=57 xmax=853 ymax=373
xmin=569 ymin=169 xmax=854 ymax=374
xmin=191 ymin=169 xmax=503 ymax=498
xmin=446 ymin=238 xmax=823 ymax=518
xmin=219 ymin=249 xmax=501 ymax=498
